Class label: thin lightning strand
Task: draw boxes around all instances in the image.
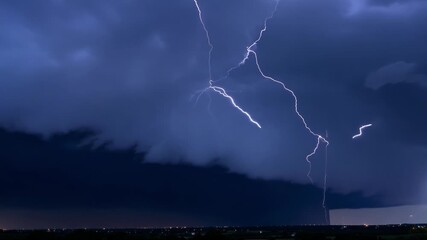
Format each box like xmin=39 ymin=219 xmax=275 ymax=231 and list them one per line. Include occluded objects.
xmin=305 ymin=137 xmax=320 ymax=184
xmin=193 ymin=0 xmax=213 ymax=80
xmin=249 ymin=49 xmax=329 ymax=180
xmin=322 ymin=131 xmax=329 ymax=224
xmin=352 ymin=123 xmax=372 ymax=139
xmin=213 ymin=0 xmax=279 ymax=84
xmin=193 ymin=0 xmax=261 ymax=128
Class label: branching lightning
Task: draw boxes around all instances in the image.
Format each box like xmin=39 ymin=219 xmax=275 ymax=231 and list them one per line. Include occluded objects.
xmin=220 ymin=0 xmax=329 ymax=182
xmin=193 ymin=0 xmax=261 ymax=128
xmin=193 ymin=0 xmax=329 ymax=185
xmin=352 ymin=123 xmax=372 ymax=139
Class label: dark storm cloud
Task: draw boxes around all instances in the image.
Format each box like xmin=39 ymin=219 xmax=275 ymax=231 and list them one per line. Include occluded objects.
xmin=0 ymin=129 xmax=379 ymax=228
xmin=365 ymin=62 xmax=427 ymax=89
xmin=0 ymin=0 xmax=426 ymax=208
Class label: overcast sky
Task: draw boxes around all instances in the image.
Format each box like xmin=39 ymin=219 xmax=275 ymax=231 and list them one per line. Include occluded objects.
xmin=0 ymin=0 xmax=426 ymax=228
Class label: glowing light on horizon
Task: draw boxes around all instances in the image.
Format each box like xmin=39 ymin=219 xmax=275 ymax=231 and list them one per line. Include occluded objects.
xmin=352 ymin=124 xmax=373 ymax=139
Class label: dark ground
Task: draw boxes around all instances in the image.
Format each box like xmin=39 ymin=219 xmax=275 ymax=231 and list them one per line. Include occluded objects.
xmin=1 ymin=224 xmax=426 ymax=240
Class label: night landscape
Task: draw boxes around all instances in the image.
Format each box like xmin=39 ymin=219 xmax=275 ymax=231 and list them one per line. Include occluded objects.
xmin=0 ymin=0 xmax=426 ymax=239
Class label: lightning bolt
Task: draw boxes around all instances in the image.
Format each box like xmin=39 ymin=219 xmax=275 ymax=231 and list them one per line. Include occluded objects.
xmin=209 ymin=81 xmax=262 ymax=128
xmin=322 ymin=131 xmax=330 ymax=224
xmin=251 ymin=47 xmax=330 ymax=182
xmin=193 ymin=0 xmax=329 ymax=183
xmin=221 ymin=0 xmax=329 ymax=182
xmin=193 ymin=0 xmax=261 ymax=128
xmin=352 ymin=123 xmax=372 ymax=139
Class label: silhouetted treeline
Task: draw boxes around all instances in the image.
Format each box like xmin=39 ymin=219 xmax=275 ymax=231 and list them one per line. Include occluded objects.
xmin=0 ymin=225 xmax=426 ymax=240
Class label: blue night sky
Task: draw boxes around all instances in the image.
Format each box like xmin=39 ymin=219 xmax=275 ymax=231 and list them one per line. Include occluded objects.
xmin=0 ymin=0 xmax=426 ymax=228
